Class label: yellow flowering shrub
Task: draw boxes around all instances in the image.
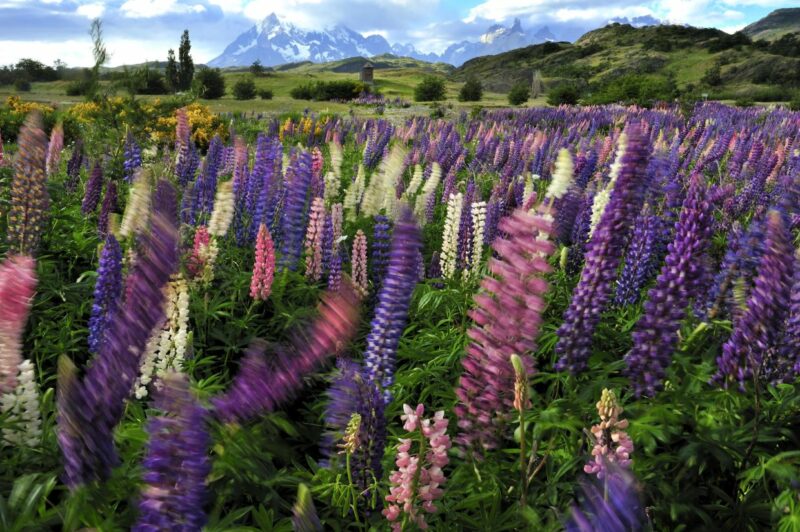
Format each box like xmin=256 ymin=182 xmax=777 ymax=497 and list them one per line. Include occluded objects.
xmin=154 ymin=103 xmax=225 ymax=148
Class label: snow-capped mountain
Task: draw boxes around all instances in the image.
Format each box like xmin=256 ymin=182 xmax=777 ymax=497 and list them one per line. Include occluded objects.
xmin=208 ymin=13 xmax=394 ymax=67
xmin=209 ymin=13 xmax=560 ymax=68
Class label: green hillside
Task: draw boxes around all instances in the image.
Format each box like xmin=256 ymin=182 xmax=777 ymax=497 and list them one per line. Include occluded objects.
xmin=452 ymin=23 xmax=800 ymax=102
xmin=743 ymin=8 xmax=800 ymax=41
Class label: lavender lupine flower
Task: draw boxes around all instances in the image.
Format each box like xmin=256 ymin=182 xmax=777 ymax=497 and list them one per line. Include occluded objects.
xmin=363 ymin=208 xmax=422 ymax=402
xmin=8 ymin=111 xmax=50 ymax=256
xmin=555 ymin=125 xmax=650 ymax=374
xmin=81 ymin=163 xmax=104 ymax=215
xmin=124 ymin=131 xmax=142 ymax=182
xmin=624 ymin=176 xmax=713 ymax=397
xmin=566 ymin=465 xmax=642 ymax=532
xmin=212 ymin=285 xmax=360 ymax=423
xmin=65 ymin=140 xmax=84 ymax=193
xmin=371 ymin=214 xmax=392 ymax=290
xmin=454 ymin=209 xmax=555 ymax=453
xmin=97 ymin=181 xmax=118 ymax=237
xmin=712 ymin=210 xmax=794 ymax=390
xmin=774 ymin=251 xmax=800 ymax=381
xmin=57 ymin=207 xmax=179 ymax=489
xmin=323 ymin=358 xmax=387 ymax=490
xmin=87 ymin=235 xmax=123 ymax=354
xmin=279 ymin=150 xmax=313 ymax=271
xmin=614 ymin=205 xmax=661 ymax=306
xmin=133 ymin=372 xmax=210 ymax=532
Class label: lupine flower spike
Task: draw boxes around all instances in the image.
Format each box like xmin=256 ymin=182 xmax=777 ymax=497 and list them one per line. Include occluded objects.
xmin=584 ymin=389 xmax=633 ymax=479
xmin=250 ymin=224 xmax=276 ymax=301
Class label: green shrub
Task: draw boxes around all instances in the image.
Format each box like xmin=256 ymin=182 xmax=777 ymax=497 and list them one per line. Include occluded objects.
xmin=290 ymin=80 xmax=369 ymax=101
xmin=13 ymin=79 xmax=31 ymax=92
xmin=258 ymin=88 xmax=274 ymax=100
xmin=508 ymin=82 xmax=530 ymax=106
xmin=458 ymin=77 xmax=482 ymax=102
xmin=429 ymin=103 xmax=446 ymax=119
xmin=789 ymin=93 xmax=800 ymax=111
xmin=548 ymin=83 xmax=580 ymax=106
xmin=194 ymin=68 xmax=226 ymax=100
xmin=233 ymin=78 xmax=257 ymax=100
xmin=735 ymin=97 xmax=755 ymax=107
xmin=414 ymin=75 xmax=446 ymax=102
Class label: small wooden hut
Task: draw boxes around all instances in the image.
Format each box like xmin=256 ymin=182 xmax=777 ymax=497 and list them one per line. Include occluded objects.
xmin=360 ymin=61 xmax=374 ymax=83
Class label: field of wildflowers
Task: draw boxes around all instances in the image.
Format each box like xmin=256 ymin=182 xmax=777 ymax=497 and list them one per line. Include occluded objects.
xmin=1 ymin=100 xmax=800 ymax=531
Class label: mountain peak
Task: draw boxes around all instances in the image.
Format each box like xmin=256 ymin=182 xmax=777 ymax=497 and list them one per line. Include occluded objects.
xmin=511 ymin=18 xmax=523 ymax=33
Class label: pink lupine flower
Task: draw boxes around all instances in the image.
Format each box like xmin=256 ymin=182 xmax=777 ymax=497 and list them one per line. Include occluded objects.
xmin=304 ymin=197 xmax=326 ymax=282
xmin=311 ymin=146 xmax=324 ymax=178
xmin=186 ymin=226 xmax=210 ymax=279
xmin=45 ymin=123 xmax=64 ymax=176
xmin=584 ymin=389 xmax=634 ymax=479
xmin=351 ymin=229 xmax=368 ymax=298
xmin=250 ymin=224 xmax=275 ymax=301
xmin=0 ymin=255 xmax=37 ymax=394
xmin=384 ymin=404 xmax=451 ymax=531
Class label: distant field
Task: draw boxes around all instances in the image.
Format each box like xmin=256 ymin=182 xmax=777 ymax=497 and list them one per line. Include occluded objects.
xmin=0 ymin=68 xmax=544 ymax=120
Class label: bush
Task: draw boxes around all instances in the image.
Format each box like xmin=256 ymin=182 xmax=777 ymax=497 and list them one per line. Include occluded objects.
xmin=547 ymin=84 xmax=580 ymax=106
xmin=65 ymin=80 xmax=92 ymax=96
xmin=458 ymin=77 xmax=483 ymax=102
xmin=414 ymin=75 xmax=446 ymax=102
xmin=429 ymin=103 xmax=446 ymax=119
xmin=508 ymin=82 xmax=530 ymax=105
xmin=233 ymin=78 xmax=257 ymax=100
xmin=789 ymin=93 xmax=800 ymax=111
xmin=587 ymin=75 xmax=675 ymax=106
xmin=194 ymin=68 xmax=226 ymax=100
xmin=290 ymin=80 xmax=369 ymax=101
xmin=735 ymin=97 xmax=755 ymax=107
xmin=13 ymin=79 xmax=31 ymax=92
xmin=258 ymin=88 xmax=274 ymax=100
xmin=136 ymin=69 xmax=169 ymax=95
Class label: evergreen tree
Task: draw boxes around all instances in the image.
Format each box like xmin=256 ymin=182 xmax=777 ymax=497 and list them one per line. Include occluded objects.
xmin=178 ymin=30 xmax=194 ymax=91
xmin=165 ymin=49 xmax=179 ymax=92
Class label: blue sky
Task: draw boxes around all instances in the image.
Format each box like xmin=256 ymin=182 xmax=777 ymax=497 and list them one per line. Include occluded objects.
xmin=0 ymin=0 xmax=794 ymax=67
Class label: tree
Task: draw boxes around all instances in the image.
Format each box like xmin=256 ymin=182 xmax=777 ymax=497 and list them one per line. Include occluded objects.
xmin=702 ymin=64 xmax=722 ymax=87
xmin=250 ymin=59 xmax=265 ymax=77
xmin=178 ymin=30 xmax=194 ymax=91
xmin=547 ymin=83 xmax=580 ymax=106
xmin=165 ymin=49 xmax=179 ymax=92
xmin=531 ymin=70 xmax=544 ymax=99
xmin=86 ymin=18 xmax=108 ymax=101
xmin=233 ymin=78 xmax=257 ymax=100
xmin=508 ymin=81 xmax=530 ymax=105
xmin=414 ymin=75 xmax=446 ymax=102
xmin=194 ymin=68 xmax=225 ymax=99
xmin=458 ymin=77 xmax=482 ymax=102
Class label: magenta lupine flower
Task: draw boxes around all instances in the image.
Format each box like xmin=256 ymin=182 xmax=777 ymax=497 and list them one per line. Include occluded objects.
xmin=133 ymin=372 xmax=210 ymax=532
xmin=555 ymin=125 xmax=650 ymax=374
xmin=186 ymin=226 xmax=210 ymax=279
xmin=311 ymin=146 xmax=324 ymax=177
xmin=712 ymin=210 xmax=794 ymax=390
xmin=304 ymin=197 xmax=326 ymax=282
xmin=8 ymin=112 xmax=50 ymax=256
xmin=0 ymin=255 xmax=37 ymax=394
xmin=624 ymin=174 xmax=713 ymax=397
xmin=351 ymin=229 xmax=368 ymax=298
xmin=58 ymin=209 xmax=179 ymax=488
xmin=455 ymin=209 xmax=554 ymax=454
xmin=45 ymin=123 xmax=64 ymax=176
xmin=383 ymin=404 xmax=451 ymax=531
xmin=584 ymin=389 xmax=634 ymax=479
xmin=212 ymin=285 xmax=361 ymax=423
xmin=250 ymin=224 xmax=275 ymax=301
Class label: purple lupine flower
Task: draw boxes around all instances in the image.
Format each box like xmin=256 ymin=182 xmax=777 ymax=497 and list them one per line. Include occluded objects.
xmin=87 ymin=235 xmax=123 ymax=354
xmin=97 ymin=180 xmax=117 ymax=237
xmin=774 ymin=252 xmax=800 ymax=382
xmin=712 ymin=210 xmax=794 ymax=390
xmin=57 ymin=202 xmax=179 ymax=489
xmin=65 ymin=140 xmax=84 ymax=193
xmin=153 ymin=179 xmax=179 ymax=227
xmin=363 ymin=208 xmax=422 ymax=402
xmin=133 ymin=372 xmax=210 ymax=532
xmin=327 ymin=251 xmax=342 ymax=292
xmin=279 ymin=150 xmax=313 ymax=271
xmin=370 ymin=214 xmax=392 ymax=291
xmin=704 ymin=222 xmax=743 ymax=320
xmin=455 ymin=209 xmax=554 ymax=454
xmin=566 ymin=190 xmax=594 ymax=276
xmin=565 ymin=465 xmax=643 ymax=532
xmin=624 ymin=175 xmax=713 ymax=397
xmin=614 ymin=205 xmax=662 ymax=306
xmin=81 ymin=162 xmax=104 ymax=215
xmin=123 ymin=131 xmax=142 ymax=182
xmin=322 ymin=358 xmax=387 ymax=490
xmin=555 ymin=125 xmax=650 ymax=374
xmin=212 ymin=285 xmax=360 ymax=423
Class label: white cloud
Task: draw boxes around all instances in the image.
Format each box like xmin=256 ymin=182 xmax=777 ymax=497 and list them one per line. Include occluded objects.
xmin=120 ymin=0 xmax=206 ymax=18
xmin=76 ymin=2 xmax=105 ymax=19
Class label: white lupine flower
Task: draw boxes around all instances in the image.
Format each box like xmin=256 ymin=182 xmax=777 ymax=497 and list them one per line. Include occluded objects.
xmin=208 ymin=180 xmax=235 ymax=237
xmin=589 ymin=133 xmax=627 ymax=238
xmin=546 ymin=149 xmax=574 ymax=200
xmin=1 ymin=359 xmax=42 ymax=447
xmin=413 ymin=162 xmax=442 ymax=222
xmin=119 ymin=170 xmax=151 ymax=239
xmin=403 ymin=164 xmax=424 ymax=201
xmin=324 ymin=171 xmax=340 ymax=204
xmin=465 ymin=201 xmax=486 ymax=280
xmin=343 ymin=165 xmax=366 ymax=222
xmin=360 ymin=145 xmax=406 ymax=219
xmin=329 ymin=140 xmax=343 ymax=178
xmin=440 ymin=192 xmax=463 ymax=280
